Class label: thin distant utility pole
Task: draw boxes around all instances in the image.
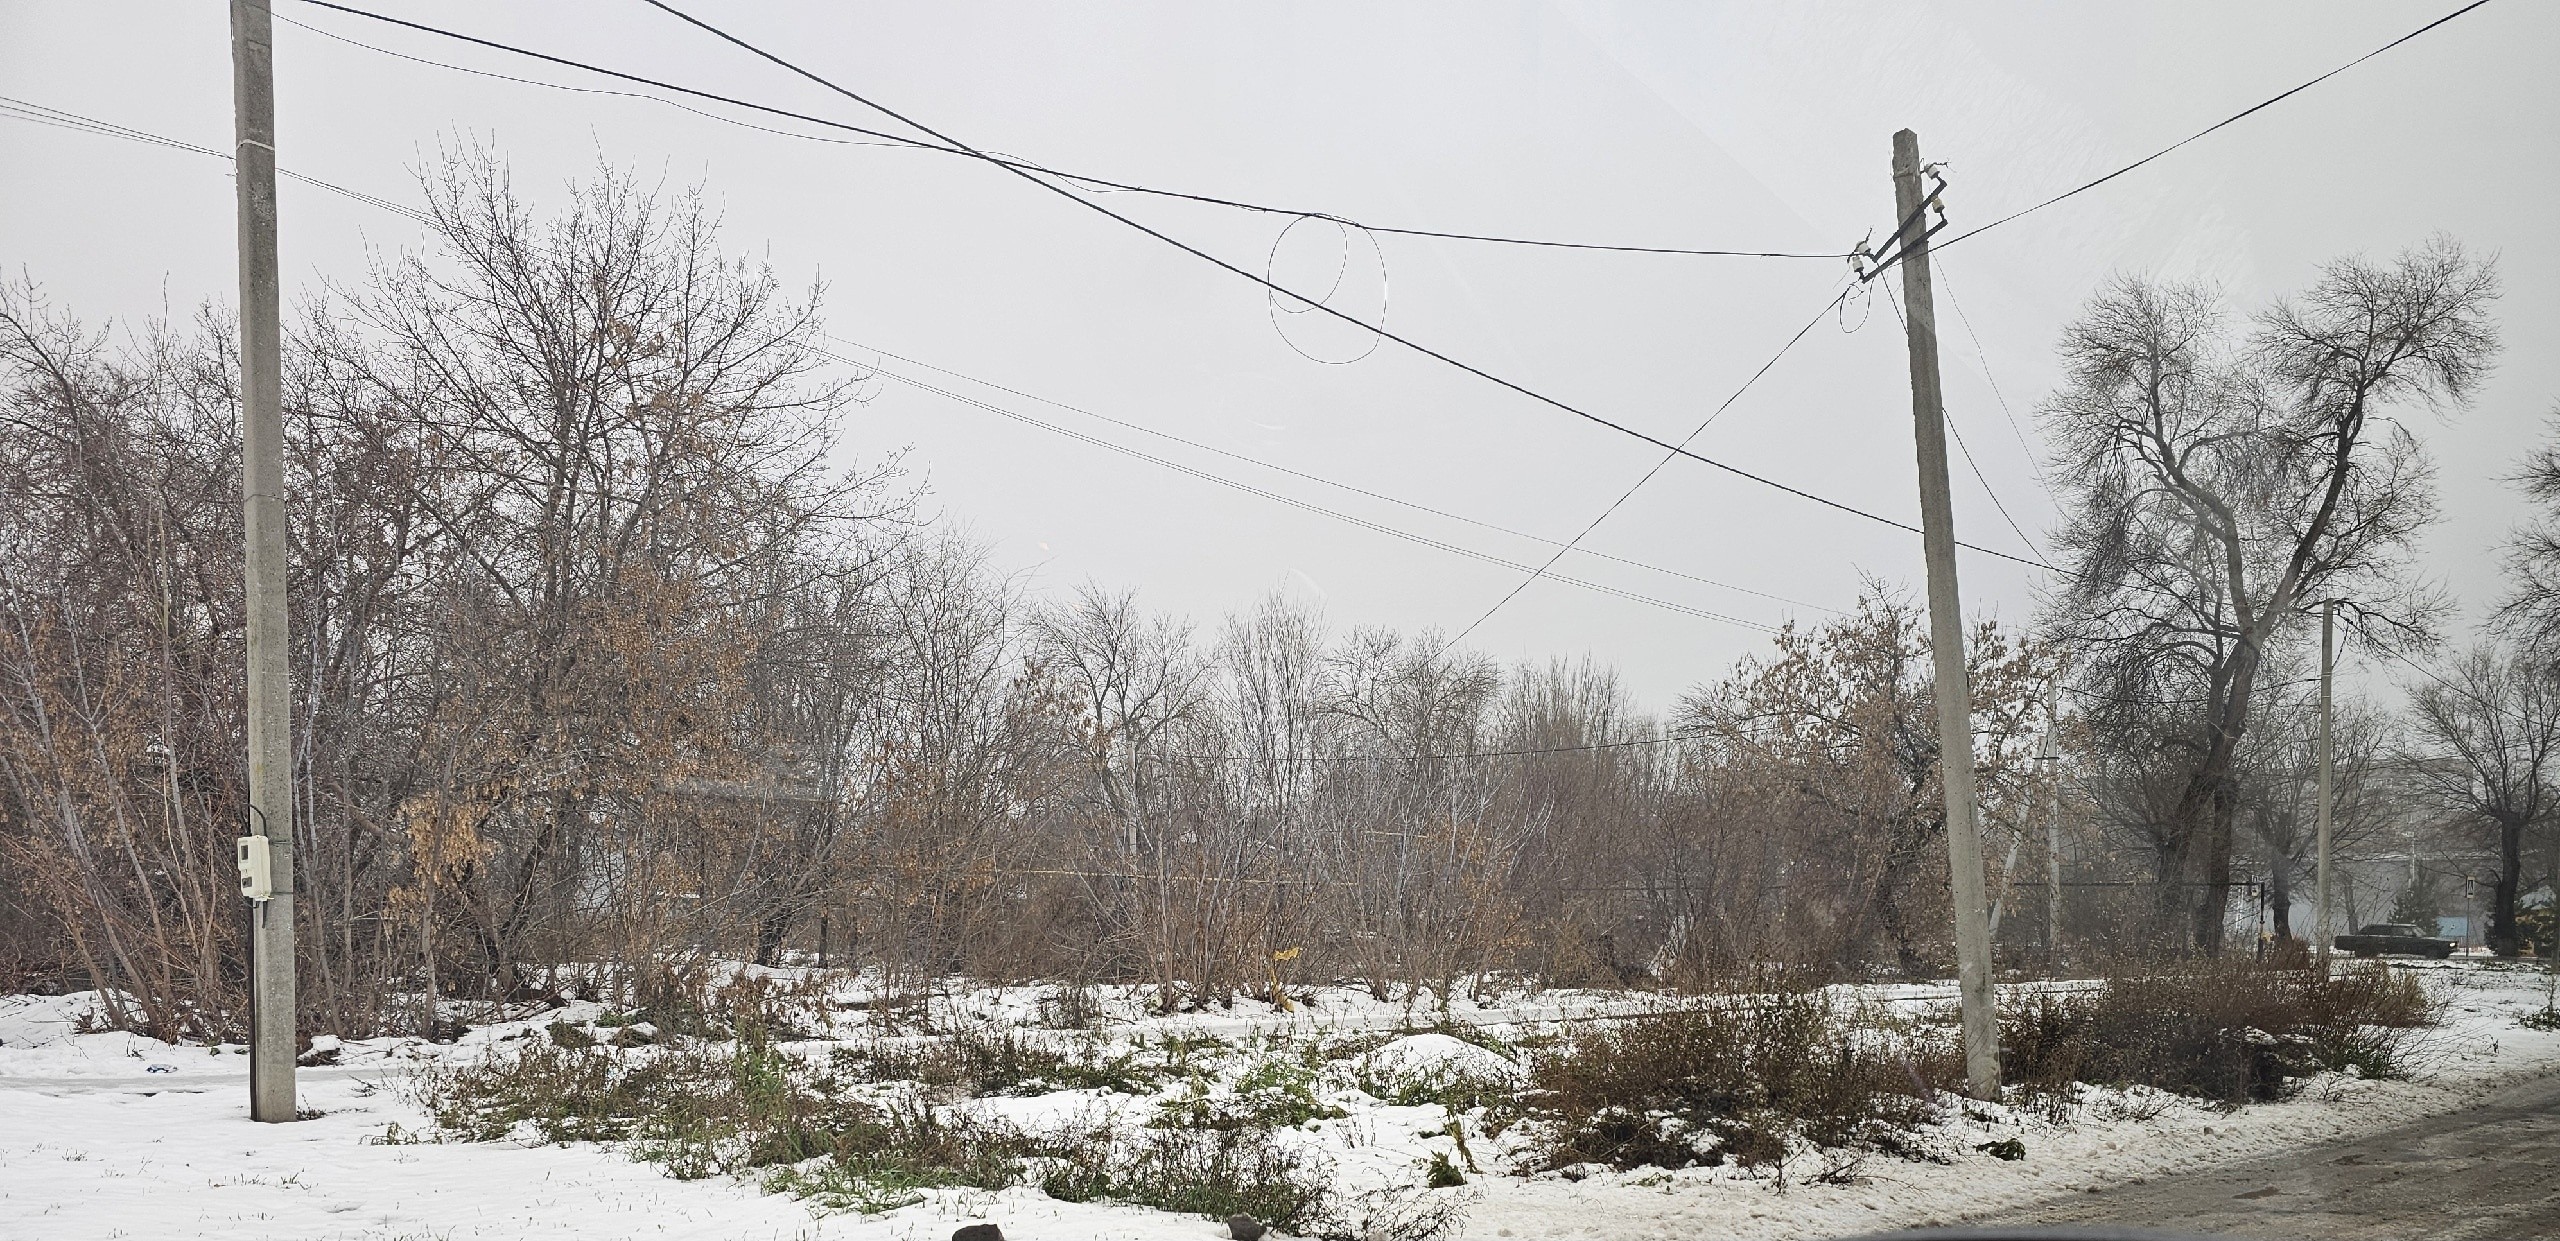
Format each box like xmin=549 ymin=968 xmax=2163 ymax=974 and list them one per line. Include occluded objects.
xmin=1890 ymin=128 xmax=2000 ymax=1101
xmin=2043 ymin=678 xmax=2062 ymax=960
xmin=2315 ymin=599 xmax=2336 ymax=974
xmin=231 ymin=0 xmax=297 ymax=1124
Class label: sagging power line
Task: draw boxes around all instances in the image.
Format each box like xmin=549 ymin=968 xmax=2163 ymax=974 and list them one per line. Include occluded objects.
xmin=616 ymin=1 xmax=2067 ymax=580
xmin=5 ymin=89 xmax=1844 ymax=634
xmin=287 ymin=0 xmax=1850 ymax=261
xmin=0 ymin=94 xmax=431 ymax=224
xmin=832 ymin=333 xmax=1841 ymax=617
xmin=819 ymin=345 xmax=1786 ymax=635
xmin=1936 ymin=0 xmax=2497 ymax=252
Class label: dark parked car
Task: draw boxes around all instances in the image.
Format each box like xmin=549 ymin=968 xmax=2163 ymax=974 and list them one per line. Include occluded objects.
xmin=2332 ymin=922 xmax=2456 ymax=958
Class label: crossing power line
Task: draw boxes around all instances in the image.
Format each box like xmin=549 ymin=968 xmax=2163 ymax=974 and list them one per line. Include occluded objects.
xmin=1440 ymin=279 xmax=1854 ymax=651
xmin=612 ymin=0 xmax=2064 ymax=579
xmin=287 ymin=0 xmax=1849 ymax=260
xmin=1937 ymin=0 xmax=2498 ymax=252
xmin=284 ymin=0 xmax=2444 ymax=584
xmin=31 ymin=3 xmax=2497 ymax=634
xmin=0 ymin=94 xmax=431 ymax=224
xmin=3 ymin=93 xmax=1843 ymax=634
xmin=830 ymin=333 xmax=1841 ymax=617
xmin=819 ymin=344 xmax=1785 ymax=634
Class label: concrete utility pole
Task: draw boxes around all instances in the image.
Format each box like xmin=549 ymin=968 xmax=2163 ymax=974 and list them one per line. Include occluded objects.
xmin=1889 ymin=129 xmax=2000 ymax=1101
xmin=2043 ymin=678 xmax=2062 ymax=959
xmin=2315 ymin=599 xmax=2335 ymax=973
xmin=231 ymin=0 xmax=297 ymax=1123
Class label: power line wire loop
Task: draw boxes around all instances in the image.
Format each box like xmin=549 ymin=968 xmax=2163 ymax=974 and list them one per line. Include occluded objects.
xmin=1263 ymin=214 xmax=1388 ymax=365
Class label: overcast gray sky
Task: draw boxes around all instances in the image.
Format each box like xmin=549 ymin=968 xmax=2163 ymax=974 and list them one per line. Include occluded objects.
xmin=5 ymin=0 xmax=2553 ymax=712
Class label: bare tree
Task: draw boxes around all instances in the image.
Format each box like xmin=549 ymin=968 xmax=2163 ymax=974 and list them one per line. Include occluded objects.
xmin=2043 ymin=238 xmax=2498 ymax=953
xmin=2499 ymin=408 xmax=2560 ymax=655
xmin=2235 ymin=683 xmax=2400 ymax=942
xmin=1681 ymin=584 xmax=2056 ymax=973
xmin=2401 ymin=646 xmax=2560 ymax=956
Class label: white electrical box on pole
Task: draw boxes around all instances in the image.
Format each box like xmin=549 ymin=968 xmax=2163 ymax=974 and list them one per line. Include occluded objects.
xmin=1888 ymin=128 xmax=2001 ymax=1101
xmin=2316 ymin=599 xmax=2335 ymax=974
xmin=231 ymin=0 xmax=298 ymax=1123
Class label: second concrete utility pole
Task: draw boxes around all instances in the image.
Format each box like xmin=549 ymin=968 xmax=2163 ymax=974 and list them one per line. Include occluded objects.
xmin=2316 ymin=599 xmax=2335 ymax=972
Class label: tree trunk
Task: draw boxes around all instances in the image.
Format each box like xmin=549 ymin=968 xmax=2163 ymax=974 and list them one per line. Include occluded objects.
xmin=2193 ymin=795 xmax=2237 ymax=956
xmin=2493 ymin=813 xmax=2526 ymax=957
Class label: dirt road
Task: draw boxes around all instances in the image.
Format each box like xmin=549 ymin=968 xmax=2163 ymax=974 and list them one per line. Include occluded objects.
xmin=1969 ymin=1070 xmax=2560 ymax=1239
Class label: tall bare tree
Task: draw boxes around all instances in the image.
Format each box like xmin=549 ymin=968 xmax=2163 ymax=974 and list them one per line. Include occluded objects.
xmin=2044 ymin=238 xmax=2498 ymax=953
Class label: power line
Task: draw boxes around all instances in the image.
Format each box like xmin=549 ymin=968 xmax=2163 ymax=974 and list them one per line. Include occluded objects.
xmin=285 ymin=0 xmax=1848 ymax=260
xmin=1932 ymin=259 xmax=2059 ymax=514
xmin=830 ymin=332 xmax=1839 ymax=616
xmin=278 ymin=0 xmax=2064 ymax=577
xmin=0 ymin=95 xmax=431 ymax=225
xmin=613 ymin=0 xmax=2061 ymax=580
xmin=1938 ymin=0 xmax=2498 ymax=252
xmin=31 ymin=15 xmax=2067 ymax=585
xmin=13 ymin=100 xmax=2033 ymax=659
xmin=2372 ymin=640 xmax=2543 ymax=730
xmin=1144 ymin=729 xmax=1712 ymax=766
xmin=2058 ymin=676 xmax=2319 ymax=711
xmin=823 ymin=345 xmax=1784 ymax=634
xmin=273 ymin=11 xmax=922 ymax=154
xmin=1441 ymin=280 xmax=1852 ymax=652
xmin=44 ymin=4 xmax=2481 ymax=585
xmin=1879 ymin=270 xmax=2052 ymax=569
xmin=5 ymin=87 xmax=1830 ymax=632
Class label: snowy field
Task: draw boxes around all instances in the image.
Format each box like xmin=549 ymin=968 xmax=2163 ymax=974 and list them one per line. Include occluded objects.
xmin=5 ymin=963 xmax=2558 ymax=1241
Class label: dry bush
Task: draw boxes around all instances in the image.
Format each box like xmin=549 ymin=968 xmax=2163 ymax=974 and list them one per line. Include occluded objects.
xmin=1042 ymin=1122 xmax=1333 ymax=1233
xmin=2002 ymin=960 xmax=2440 ymax=1109
xmin=1504 ymin=991 xmax=1953 ymax=1173
xmin=833 ymin=1027 xmax=1160 ymax=1099
xmin=420 ymin=1031 xmax=1344 ymax=1225
xmin=421 ymin=1038 xmax=1031 ymax=1198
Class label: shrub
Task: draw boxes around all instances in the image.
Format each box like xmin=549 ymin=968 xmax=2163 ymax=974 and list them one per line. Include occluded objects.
xmin=418 ymin=1039 xmax=1033 ymax=1207
xmin=1156 ymin=1054 xmax=1346 ymax=1131
xmin=1356 ymin=1033 xmax=1520 ymax=1111
xmin=1042 ymin=1123 xmax=1332 ymax=1232
xmin=1503 ymin=992 xmax=1953 ymax=1173
xmin=1422 ymin=1150 xmax=1466 ymax=1188
xmin=420 ymin=1029 xmax=1357 ymax=1221
xmin=834 ymin=1027 xmax=1159 ymax=1098
xmin=2001 ymin=960 xmax=2440 ymax=1109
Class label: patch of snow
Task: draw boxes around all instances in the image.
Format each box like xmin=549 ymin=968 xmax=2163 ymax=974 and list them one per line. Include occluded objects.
xmin=1359 ymin=1033 xmax=1523 ymax=1096
xmin=7 ymin=964 xmax=2560 ymax=1240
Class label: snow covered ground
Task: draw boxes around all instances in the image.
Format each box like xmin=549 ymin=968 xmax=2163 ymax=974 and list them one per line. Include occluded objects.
xmin=5 ymin=963 xmax=2557 ymax=1241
